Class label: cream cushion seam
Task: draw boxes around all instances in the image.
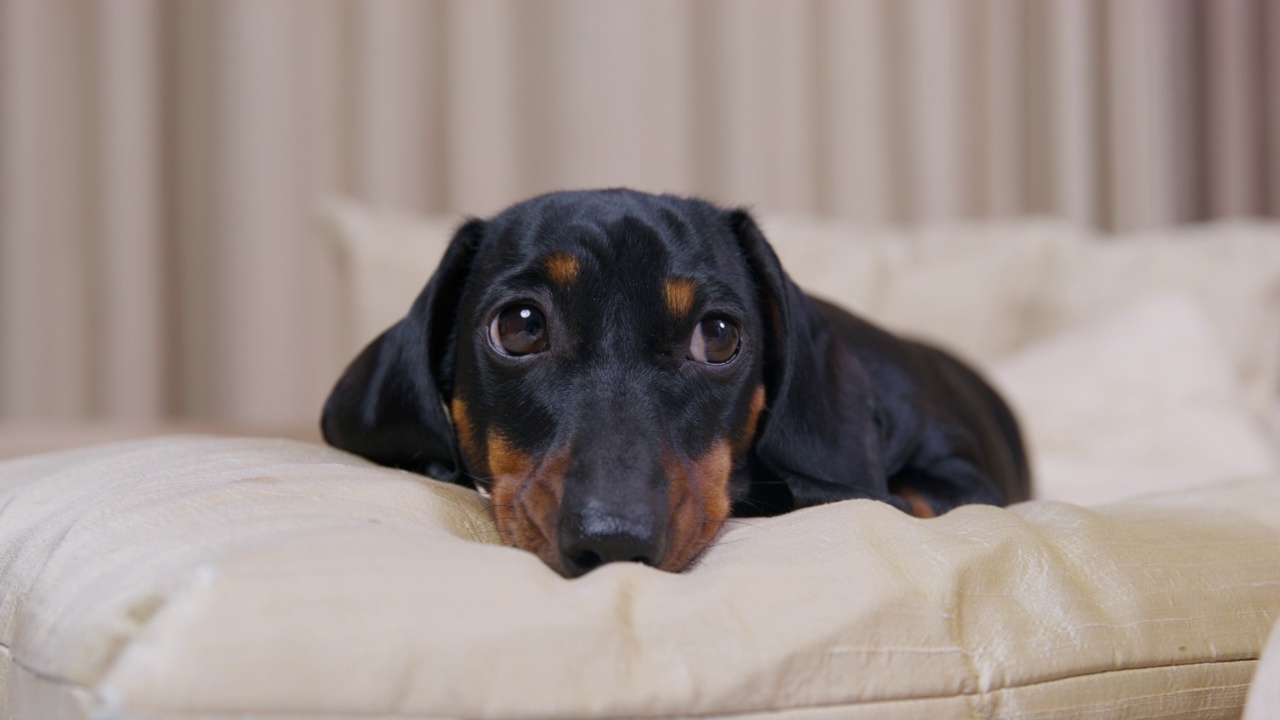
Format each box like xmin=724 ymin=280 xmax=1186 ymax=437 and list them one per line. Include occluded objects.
xmin=4 ymin=641 xmax=87 ymax=691
xmin=4 ymin=631 xmax=1257 ymax=715
xmin=79 ymin=660 xmax=1259 ymax=719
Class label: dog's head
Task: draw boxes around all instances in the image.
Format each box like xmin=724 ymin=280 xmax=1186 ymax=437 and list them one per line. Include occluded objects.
xmin=323 ymin=190 xmax=885 ymax=576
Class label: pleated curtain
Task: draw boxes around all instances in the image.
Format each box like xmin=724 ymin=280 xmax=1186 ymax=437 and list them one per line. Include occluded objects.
xmin=1 ymin=0 xmax=1277 ymax=426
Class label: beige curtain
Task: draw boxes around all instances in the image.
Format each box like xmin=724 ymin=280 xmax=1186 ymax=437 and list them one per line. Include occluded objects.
xmin=1 ymin=0 xmax=1278 ymax=427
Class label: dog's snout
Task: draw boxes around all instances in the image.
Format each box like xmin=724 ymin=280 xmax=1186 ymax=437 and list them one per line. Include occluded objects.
xmin=559 ymin=501 xmax=667 ymax=577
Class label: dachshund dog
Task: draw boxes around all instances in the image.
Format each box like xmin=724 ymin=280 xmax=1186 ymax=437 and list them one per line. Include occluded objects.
xmin=322 ymin=189 xmax=1030 ymax=577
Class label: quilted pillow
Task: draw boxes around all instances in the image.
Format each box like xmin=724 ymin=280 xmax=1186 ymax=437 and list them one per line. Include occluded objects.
xmin=3 ymin=437 xmax=1279 ymax=719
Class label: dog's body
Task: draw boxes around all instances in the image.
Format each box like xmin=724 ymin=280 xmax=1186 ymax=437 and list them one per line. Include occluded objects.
xmin=323 ymin=190 xmax=1030 ymax=576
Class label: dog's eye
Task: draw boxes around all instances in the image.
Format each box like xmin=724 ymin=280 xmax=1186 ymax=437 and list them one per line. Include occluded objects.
xmin=490 ymin=305 xmax=548 ymax=356
xmin=688 ymin=315 xmax=741 ymax=364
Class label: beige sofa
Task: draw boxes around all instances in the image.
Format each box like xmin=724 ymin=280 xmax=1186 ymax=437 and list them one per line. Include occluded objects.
xmin=3 ymin=206 xmax=1279 ymax=719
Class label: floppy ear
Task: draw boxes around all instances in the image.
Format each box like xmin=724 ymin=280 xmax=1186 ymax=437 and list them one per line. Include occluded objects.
xmin=728 ymin=210 xmax=900 ymax=510
xmin=320 ymin=219 xmax=485 ymax=483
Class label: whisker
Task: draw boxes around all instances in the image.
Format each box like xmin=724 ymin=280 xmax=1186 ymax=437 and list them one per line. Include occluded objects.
xmin=720 ymin=518 xmax=763 ymax=527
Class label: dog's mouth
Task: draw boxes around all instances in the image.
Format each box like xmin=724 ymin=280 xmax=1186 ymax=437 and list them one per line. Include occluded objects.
xmin=485 ymin=441 xmax=734 ymax=577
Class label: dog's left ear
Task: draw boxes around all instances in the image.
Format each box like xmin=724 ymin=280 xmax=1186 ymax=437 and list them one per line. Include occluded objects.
xmin=727 ymin=210 xmax=896 ymax=509
xmin=320 ymin=219 xmax=485 ymax=483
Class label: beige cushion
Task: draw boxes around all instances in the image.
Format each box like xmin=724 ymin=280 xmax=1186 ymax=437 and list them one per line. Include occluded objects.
xmin=3 ymin=436 xmax=1280 ymax=719
xmin=323 ymin=199 xmax=456 ymax=354
xmin=989 ymin=294 xmax=1278 ymax=505
xmin=759 ymin=216 xmax=1074 ymax=364
xmin=1049 ymin=222 xmax=1280 ymax=417
xmin=0 ymin=421 xmax=322 ymax=462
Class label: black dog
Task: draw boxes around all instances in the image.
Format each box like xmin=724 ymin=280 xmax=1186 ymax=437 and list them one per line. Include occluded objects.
xmin=322 ymin=189 xmax=1030 ymax=577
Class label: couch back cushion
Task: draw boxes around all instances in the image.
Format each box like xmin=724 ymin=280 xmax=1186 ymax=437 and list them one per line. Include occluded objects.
xmin=325 ymin=202 xmax=1280 ymax=409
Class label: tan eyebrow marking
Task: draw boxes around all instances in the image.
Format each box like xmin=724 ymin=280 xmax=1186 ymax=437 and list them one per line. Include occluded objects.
xmin=545 ymin=253 xmax=580 ymax=289
xmin=663 ymin=278 xmax=696 ymax=317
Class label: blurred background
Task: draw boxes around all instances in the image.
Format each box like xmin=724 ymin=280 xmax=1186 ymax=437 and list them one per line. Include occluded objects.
xmin=1 ymin=0 xmax=1279 ymax=434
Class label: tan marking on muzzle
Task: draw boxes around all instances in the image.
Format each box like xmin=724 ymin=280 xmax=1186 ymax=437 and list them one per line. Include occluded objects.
xmin=663 ymin=440 xmax=733 ymax=572
xmin=486 ymin=430 xmax=572 ymax=574
xmin=450 ymin=397 xmax=482 ymax=472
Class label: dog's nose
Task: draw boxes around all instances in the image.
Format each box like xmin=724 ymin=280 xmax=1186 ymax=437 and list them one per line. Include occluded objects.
xmin=559 ymin=503 xmax=666 ymax=577
xmin=560 ymin=530 xmax=665 ymax=576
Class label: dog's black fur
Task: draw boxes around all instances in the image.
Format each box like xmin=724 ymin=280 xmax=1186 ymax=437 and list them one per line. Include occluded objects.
xmin=322 ymin=190 xmax=1030 ymax=576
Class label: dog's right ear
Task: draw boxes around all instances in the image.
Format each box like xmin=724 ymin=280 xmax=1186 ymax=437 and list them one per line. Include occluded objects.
xmin=321 ymin=219 xmax=485 ymax=483
xmin=727 ymin=209 xmax=893 ymax=510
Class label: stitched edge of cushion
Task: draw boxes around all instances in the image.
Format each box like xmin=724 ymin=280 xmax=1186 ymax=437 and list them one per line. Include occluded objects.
xmin=7 ymin=655 xmax=1256 ymax=720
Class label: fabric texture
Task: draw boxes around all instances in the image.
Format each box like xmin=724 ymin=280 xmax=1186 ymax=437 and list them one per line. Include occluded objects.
xmin=3 ymin=436 xmax=1280 ymax=719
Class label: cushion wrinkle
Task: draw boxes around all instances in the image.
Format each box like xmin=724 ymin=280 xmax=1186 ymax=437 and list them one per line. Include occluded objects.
xmin=5 ymin=438 xmax=1280 ymax=718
